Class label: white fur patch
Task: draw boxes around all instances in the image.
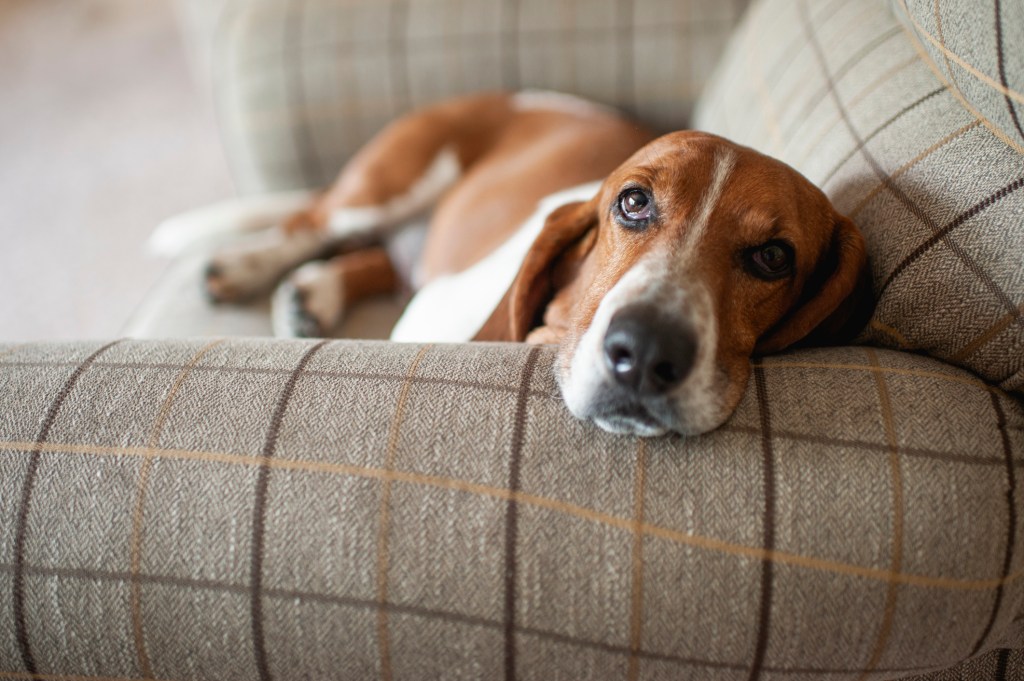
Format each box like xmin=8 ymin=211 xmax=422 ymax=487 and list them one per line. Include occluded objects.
xmin=328 ymin=146 xmax=461 ymax=237
xmin=682 ymin=149 xmax=735 ymax=253
xmin=512 ymin=90 xmax=619 ymax=119
xmin=389 ymin=181 xmax=603 ymax=343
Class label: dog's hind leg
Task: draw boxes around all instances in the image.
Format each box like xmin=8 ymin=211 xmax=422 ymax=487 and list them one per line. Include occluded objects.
xmin=272 ymin=248 xmax=399 ymax=338
xmin=204 ymin=95 xmax=514 ymax=304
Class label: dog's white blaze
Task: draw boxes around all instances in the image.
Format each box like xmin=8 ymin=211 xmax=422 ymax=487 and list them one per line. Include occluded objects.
xmin=560 ymin=253 xmax=725 ymax=436
xmin=328 ymin=146 xmax=461 ymax=237
xmin=512 ymin=90 xmax=619 ymax=119
xmin=681 ymin=149 xmax=735 ymax=254
xmin=390 ymin=182 xmax=603 ymax=343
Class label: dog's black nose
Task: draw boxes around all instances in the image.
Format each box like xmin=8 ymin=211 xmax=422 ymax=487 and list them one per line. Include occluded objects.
xmin=603 ymin=305 xmax=696 ymax=396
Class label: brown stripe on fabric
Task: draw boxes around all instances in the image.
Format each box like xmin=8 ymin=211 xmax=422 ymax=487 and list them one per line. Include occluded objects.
xmin=726 ymin=424 xmax=1013 ymax=469
xmin=283 ymin=0 xmax=322 ymax=187
xmin=897 ymin=0 xmax=1024 ymax=155
xmin=849 ymin=120 xmax=983 ymax=219
xmin=781 ymin=25 xmax=903 ymax=142
xmin=880 ymin=175 xmax=1024 ymax=296
xmin=250 ymin=340 xmax=329 ymax=681
xmin=3 ymin=438 xmax=1022 ymax=593
xmin=503 ymin=346 xmax=541 ymax=681
xmin=898 ymin=0 xmax=1024 ymax=106
xmin=995 ymin=648 xmax=1011 ymax=679
xmin=970 ymin=392 xmax=1018 ymax=656
xmin=129 ymin=340 xmax=225 ymax=679
xmin=856 ymin=348 xmax=905 ymax=680
xmin=752 ymin=359 xmax=1009 ymax=397
xmin=995 ymin=0 xmax=1024 ymax=143
xmin=375 ymin=344 xmax=431 ymax=681
xmin=795 ymin=53 xmax=920 ymax=167
xmin=626 ymin=439 xmax=648 ymax=681
xmin=819 ymin=85 xmax=946 ymax=187
xmin=0 ymin=556 xmax=936 ymax=679
xmin=11 ymin=340 xmax=121 ymax=678
xmin=799 ymin=0 xmax=1024 ymax=342
xmin=748 ymin=366 xmax=777 ymax=681
xmin=388 ymin=0 xmax=411 ymax=115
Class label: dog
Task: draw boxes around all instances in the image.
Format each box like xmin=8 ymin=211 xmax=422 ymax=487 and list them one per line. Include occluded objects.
xmin=192 ymin=91 xmax=872 ymax=437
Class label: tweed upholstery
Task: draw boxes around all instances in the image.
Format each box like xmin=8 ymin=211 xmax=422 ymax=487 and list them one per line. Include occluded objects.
xmin=893 ymin=0 xmax=1024 ymax=149
xmin=693 ymin=0 xmax=1024 ymax=395
xmin=0 ymin=338 xmax=1022 ymax=680
xmin=206 ymin=0 xmax=748 ymax=192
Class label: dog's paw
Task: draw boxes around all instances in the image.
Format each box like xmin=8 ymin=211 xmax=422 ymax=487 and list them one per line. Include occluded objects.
xmin=271 ymin=261 xmax=345 ymax=338
xmin=204 ymin=229 xmax=326 ymax=303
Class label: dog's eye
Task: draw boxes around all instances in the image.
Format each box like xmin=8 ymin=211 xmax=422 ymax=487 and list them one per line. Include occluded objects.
xmin=617 ymin=188 xmax=653 ymax=224
xmin=748 ymin=241 xmax=793 ymax=279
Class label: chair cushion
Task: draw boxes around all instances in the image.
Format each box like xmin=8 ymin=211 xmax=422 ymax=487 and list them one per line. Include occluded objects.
xmin=205 ymin=0 xmax=748 ymax=192
xmin=693 ymin=0 xmax=1024 ymax=394
xmin=893 ymin=0 xmax=1024 ymax=148
xmin=1 ymin=338 xmax=1022 ymax=679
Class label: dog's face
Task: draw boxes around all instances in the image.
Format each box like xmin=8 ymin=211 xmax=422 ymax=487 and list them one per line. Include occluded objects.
xmin=479 ymin=132 xmax=871 ymax=437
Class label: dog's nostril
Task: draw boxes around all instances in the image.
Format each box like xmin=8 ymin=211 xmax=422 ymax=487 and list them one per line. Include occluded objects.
xmin=603 ymin=304 xmax=696 ymax=396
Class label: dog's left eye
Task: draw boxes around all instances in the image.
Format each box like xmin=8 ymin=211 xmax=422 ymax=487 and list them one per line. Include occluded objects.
xmin=617 ymin=188 xmax=654 ymax=225
xmin=748 ymin=241 xmax=794 ymax=279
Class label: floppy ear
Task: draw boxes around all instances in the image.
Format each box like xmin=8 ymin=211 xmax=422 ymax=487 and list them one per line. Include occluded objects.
xmin=755 ymin=214 xmax=873 ymax=354
xmin=474 ymin=198 xmax=598 ymax=341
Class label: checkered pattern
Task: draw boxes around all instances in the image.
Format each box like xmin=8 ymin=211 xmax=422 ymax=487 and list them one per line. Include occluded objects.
xmin=197 ymin=0 xmax=748 ymax=192
xmin=693 ymin=0 xmax=1024 ymax=395
xmin=893 ymin=0 xmax=1024 ymax=151
xmin=1 ymin=338 xmax=1023 ymax=680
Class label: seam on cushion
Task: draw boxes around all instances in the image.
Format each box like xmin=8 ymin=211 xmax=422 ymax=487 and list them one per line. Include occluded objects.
xmin=748 ymin=366 xmax=777 ymax=681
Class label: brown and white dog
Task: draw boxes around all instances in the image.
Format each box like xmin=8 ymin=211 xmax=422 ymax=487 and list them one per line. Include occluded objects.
xmin=184 ymin=91 xmax=871 ymax=437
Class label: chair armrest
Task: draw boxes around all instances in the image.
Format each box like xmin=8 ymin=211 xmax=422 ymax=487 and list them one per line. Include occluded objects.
xmin=0 ymin=338 xmax=1021 ymax=679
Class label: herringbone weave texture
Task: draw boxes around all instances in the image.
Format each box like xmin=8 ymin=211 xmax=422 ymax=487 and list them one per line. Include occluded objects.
xmin=694 ymin=0 xmax=1024 ymax=395
xmin=1 ymin=338 xmax=1022 ymax=680
xmin=205 ymin=0 xmax=748 ymax=191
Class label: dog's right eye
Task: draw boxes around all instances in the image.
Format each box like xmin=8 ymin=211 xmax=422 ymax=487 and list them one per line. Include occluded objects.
xmin=615 ymin=188 xmax=655 ymax=228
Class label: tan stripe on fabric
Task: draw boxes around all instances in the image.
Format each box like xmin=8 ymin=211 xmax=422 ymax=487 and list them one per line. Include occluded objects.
xmin=2 ymin=438 xmax=1019 ymax=592
xmin=897 ymin=8 xmax=1024 ymax=155
xmin=931 ymin=0 xmax=965 ymax=107
xmin=0 ymin=345 xmax=25 ymax=360
xmin=856 ymin=349 xmax=906 ymax=680
xmin=129 ymin=340 xmax=224 ymax=679
xmin=849 ymin=119 xmax=983 ymax=218
xmin=867 ymin=319 xmax=916 ymax=350
xmin=626 ymin=439 xmax=648 ymax=681
xmin=952 ymin=302 xmax=1024 ymax=363
xmin=899 ymin=0 xmax=1024 ymax=105
xmin=375 ymin=344 xmax=431 ymax=681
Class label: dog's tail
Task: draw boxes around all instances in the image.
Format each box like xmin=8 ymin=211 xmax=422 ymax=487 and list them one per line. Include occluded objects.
xmin=148 ymin=190 xmax=315 ymax=257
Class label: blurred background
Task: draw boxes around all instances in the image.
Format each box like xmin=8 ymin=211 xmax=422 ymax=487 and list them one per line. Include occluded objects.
xmin=0 ymin=0 xmax=232 ymax=341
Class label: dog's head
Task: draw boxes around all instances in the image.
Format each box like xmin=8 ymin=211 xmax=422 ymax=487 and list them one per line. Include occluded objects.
xmin=477 ymin=131 xmax=872 ymax=436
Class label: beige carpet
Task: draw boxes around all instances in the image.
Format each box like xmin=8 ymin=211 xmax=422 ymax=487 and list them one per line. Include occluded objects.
xmin=0 ymin=0 xmax=234 ymax=341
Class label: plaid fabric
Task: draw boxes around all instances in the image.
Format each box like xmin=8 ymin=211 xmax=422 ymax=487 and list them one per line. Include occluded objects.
xmin=198 ymin=0 xmax=748 ymax=192
xmin=893 ymin=0 xmax=1024 ymax=150
xmin=693 ymin=0 xmax=1024 ymax=395
xmin=1 ymin=338 xmax=1022 ymax=680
